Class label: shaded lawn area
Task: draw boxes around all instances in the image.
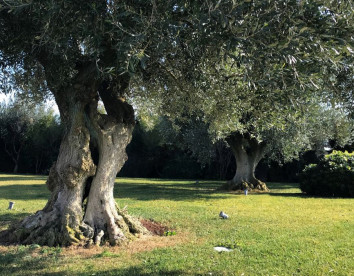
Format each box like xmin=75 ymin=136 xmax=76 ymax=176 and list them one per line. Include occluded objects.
xmin=0 ymin=174 xmax=353 ymax=275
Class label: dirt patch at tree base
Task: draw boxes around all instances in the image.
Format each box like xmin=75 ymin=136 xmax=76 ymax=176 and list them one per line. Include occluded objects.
xmin=139 ymin=219 xmax=170 ymax=236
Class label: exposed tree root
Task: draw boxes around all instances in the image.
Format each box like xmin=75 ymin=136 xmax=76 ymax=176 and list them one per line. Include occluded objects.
xmin=224 ymin=178 xmax=269 ymax=192
xmin=0 ymin=210 xmax=84 ymax=246
xmin=0 ymin=206 xmax=150 ymax=247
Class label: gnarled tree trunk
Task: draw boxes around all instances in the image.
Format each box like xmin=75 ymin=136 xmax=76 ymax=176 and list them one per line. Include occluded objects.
xmin=225 ymin=133 xmax=269 ymax=191
xmin=3 ymin=84 xmax=97 ymax=246
xmin=83 ymin=81 xmax=148 ymax=246
xmin=1 ymin=70 xmax=148 ymax=246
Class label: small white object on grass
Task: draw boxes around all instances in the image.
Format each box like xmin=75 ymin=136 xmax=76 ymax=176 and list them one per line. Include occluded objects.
xmin=219 ymin=211 xmax=229 ymax=219
xmin=213 ymin=246 xmax=233 ymax=252
xmin=8 ymin=201 xmax=15 ymax=210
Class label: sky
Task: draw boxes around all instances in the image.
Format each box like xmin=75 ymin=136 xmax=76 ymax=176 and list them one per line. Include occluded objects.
xmin=0 ymin=92 xmax=59 ymax=114
xmin=0 ymin=93 xmax=8 ymax=102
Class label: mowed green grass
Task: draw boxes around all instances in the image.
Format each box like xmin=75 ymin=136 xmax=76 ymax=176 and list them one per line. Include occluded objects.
xmin=0 ymin=174 xmax=353 ymax=276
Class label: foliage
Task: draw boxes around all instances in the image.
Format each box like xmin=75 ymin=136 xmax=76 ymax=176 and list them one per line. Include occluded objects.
xmin=1 ymin=0 xmax=353 ymax=173
xmin=163 ymin=230 xmax=176 ymax=236
xmin=120 ymin=120 xmax=222 ymax=180
xmin=0 ymin=99 xmax=61 ymax=174
xmin=175 ymin=53 xmax=353 ymax=164
xmin=1 ymin=175 xmax=353 ymax=275
xmin=154 ymin=117 xmax=217 ymax=166
xmin=0 ymin=99 xmax=36 ymax=172
xmin=0 ymin=0 xmax=240 ymax=100
xmin=300 ymin=150 xmax=354 ymax=197
xmin=132 ymin=116 xmax=236 ymax=180
xmin=136 ymin=0 xmax=354 ymax=166
xmin=22 ymin=109 xmax=62 ymax=174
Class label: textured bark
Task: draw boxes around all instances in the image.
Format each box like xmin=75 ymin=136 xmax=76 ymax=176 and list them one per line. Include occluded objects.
xmin=226 ymin=133 xmax=269 ymax=191
xmin=0 ymin=72 xmax=148 ymax=246
xmin=83 ymin=91 xmax=148 ymax=245
xmin=2 ymin=81 xmax=97 ymax=246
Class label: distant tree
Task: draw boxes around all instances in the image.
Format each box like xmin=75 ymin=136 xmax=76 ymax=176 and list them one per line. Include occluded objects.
xmin=0 ymin=100 xmax=34 ymax=173
xmin=0 ymin=99 xmax=61 ymax=174
xmin=143 ymin=1 xmax=354 ymax=191
xmin=24 ymin=108 xmax=62 ymax=174
xmin=120 ymin=120 xmax=165 ymax=178
xmin=179 ymin=60 xmax=354 ymax=191
xmin=154 ymin=116 xmax=234 ymax=180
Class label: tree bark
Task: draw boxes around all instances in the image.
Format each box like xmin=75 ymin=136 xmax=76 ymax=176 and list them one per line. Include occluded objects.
xmin=1 ymin=71 xmax=148 ymax=246
xmin=83 ymin=86 xmax=148 ymax=246
xmin=225 ymin=133 xmax=269 ymax=191
xmin=2 ymin=84 xmax=97 ymax=246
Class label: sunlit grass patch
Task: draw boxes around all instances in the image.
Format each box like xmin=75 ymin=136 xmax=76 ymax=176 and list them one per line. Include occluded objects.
xmin=0 ymin=174 xmax=48 ymax=231
xmin=0 ymin=174 xmax=353 ymax=275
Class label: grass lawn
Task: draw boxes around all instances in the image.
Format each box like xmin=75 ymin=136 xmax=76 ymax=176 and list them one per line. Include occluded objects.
xmin=0 ymin=174 xmax=353 ymax=275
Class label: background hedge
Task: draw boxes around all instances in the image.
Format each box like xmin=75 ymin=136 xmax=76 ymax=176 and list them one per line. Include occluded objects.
xmin=300 ymin=151 xmax=354 ymax=197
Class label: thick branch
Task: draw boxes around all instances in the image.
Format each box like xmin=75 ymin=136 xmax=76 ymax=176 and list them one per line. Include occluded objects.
xmin=98 ymin=76 xmax=135 ymax=125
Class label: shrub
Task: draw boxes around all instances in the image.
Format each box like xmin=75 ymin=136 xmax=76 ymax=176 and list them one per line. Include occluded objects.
xmin=299 ymin=150 xmax=354 ymax=197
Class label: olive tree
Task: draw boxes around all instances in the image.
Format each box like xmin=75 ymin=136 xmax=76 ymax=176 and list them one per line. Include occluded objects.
xmin=141 ymin=1 xmax=354 ymax=191
xmin=0 ymin=99 xmax=61 ymax=174
xmin=0 ymin=99 xmax=34 ymax=173
xmin=0 ymin=0 xmax=206 ymax=246
xmin=0 ymin=0 xmax=248 ymax=246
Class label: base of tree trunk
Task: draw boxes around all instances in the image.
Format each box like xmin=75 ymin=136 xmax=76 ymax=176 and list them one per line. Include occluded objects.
xmin=224 ymin=179 xmax=269 ymax=192
xmin=0 ymin=207 xmax=149 ymax=247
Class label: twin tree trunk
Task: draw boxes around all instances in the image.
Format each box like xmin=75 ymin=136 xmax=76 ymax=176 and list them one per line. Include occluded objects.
xmin=226 ymin=133 xmax=269 ymax=192
xmin=1 ymin=71 xmax=148 ymax=246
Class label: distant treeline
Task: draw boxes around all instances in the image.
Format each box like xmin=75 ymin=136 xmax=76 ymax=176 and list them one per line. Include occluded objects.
xmin=1 ymin=102 xmax=351 ymax=181
xmin=121 ymin=123 xmax=326 ymax=182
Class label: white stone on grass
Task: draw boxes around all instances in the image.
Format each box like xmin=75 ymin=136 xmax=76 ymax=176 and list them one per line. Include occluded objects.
xmin=213 ymin=246 xmax=233 ymax=252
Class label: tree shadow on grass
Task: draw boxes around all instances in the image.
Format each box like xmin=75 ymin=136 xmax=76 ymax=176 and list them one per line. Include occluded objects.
xmin=0 ymin=246 xmax=62 ymax=276
xmin=264 ymin=183 xmax=348 ymax=199
xmin=0 ymin=212 xmax=33 ymax=244
xmin=254 ymin=182 xmax=309 ymax=198
xmin=114 ymin=180 xmax=229 ymax=201
xmin=225 ymin=190 xmax=308 ymax=198
xmin=267 ymin=192 xmax=307 ymax=198
xmin=0 ymin=212 xmax=32 ymax=222
xmin=0 ymin=175 xmax=47 ymax=182
xmin=0 ymin=248 xmax=186 ymax=276
xmin=75 ymin=267 xmax=186 ymax=276
xmin=266 ymin=182 xmax=300 ymax=190
xmin=0 ymin=184 xmax=49 ymax=200
xmin=268 ymin=192 xmax=353 ymax=199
